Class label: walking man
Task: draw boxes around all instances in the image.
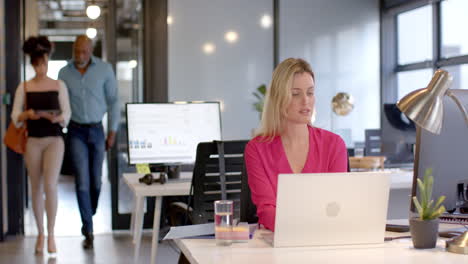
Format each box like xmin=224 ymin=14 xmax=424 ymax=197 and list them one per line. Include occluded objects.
xmin=58 ymin=35 xmax=120 ymax=249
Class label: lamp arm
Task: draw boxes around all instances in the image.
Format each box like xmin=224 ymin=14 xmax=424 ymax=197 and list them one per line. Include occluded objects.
xmin=446 ymin=90 xmax=468 ymax=126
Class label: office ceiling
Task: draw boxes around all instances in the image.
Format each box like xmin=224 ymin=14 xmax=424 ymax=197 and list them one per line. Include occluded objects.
xmin=37 ymin=0 xmax=141 ymax=39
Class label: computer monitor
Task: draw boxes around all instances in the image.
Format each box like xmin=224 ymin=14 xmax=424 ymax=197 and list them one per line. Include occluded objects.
xmin=413 ymin=90 xmax=468 ymax=214
xmin=381 ymin=103 xmax=416 ymax=165
xmin=126 ymin=102 xmax=222 ymax=165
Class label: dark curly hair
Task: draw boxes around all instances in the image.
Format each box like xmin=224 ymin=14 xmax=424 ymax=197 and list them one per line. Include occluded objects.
xmin=22 ymin=36 xmax=53 ymax=66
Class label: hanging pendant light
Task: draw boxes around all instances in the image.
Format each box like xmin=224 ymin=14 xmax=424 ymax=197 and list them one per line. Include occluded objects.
xmin=86 ymin=27 xmax=97 ymax=39
xmin=86 ymin=2 xmax=101 ymax=20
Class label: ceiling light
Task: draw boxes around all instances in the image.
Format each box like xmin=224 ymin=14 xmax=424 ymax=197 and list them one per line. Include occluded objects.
xmin=261 ymin=15 xmax=272 ymax=28
xmin=49 ymin=1 xmax=59 ymax=9
xmin=225 ymin=31 xmax=238 ymax=43
xmin=203 ymin=43 xmax=215 ymax=54
xmin=167 ymin=16 xmax=173 ymax=25
xmin=86 ymin=5 xmax=101 ymax=20
xmin=86 ymin=27 xmax=97 ymax=39
xmin=129 ymin=60 xmax=137 ymax=69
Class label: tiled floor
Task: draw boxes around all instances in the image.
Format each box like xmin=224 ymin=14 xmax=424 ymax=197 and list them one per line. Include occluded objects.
xmin=4 ymin=174 xmax=181 ymax=264
xmin=0 ymin=232 xmax=181 ymax=264
xmin=24 ymin=175 xmax=112 ymax=236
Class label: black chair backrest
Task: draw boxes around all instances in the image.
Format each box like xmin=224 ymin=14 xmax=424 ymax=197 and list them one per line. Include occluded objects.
xmin=347 ymin=152 xmax=351 ymax=172
xmin=240 ymin=160 xmax=259 ymax=223
xmin=190 ymin=140 xmax=248 ymax=224
xmin=365 ymin=129 xmax=382 ymax=156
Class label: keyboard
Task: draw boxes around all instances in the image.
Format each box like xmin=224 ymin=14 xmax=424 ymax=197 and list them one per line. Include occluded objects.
xmin=439 ymin=213 xmax=468 ymax=224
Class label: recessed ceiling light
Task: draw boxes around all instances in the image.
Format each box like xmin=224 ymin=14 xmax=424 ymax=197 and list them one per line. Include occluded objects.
xmin=225 ymin=31 xmax=238 ymax=43
xmin=203 ymin=43 xmax=215 ymax=54
xmin=260 ymin=15 xmax=272 ymax=28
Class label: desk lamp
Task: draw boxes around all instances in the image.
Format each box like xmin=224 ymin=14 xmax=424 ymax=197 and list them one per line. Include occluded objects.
xmin=397 ymin=69 xmax=468 ymax=254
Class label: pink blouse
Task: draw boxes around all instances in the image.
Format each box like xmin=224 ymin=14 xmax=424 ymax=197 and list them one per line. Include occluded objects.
xmin=244 ymin=125 xmax=348 ymax=231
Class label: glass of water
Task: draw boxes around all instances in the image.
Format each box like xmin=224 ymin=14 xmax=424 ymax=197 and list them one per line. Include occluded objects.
xmin=214 ymin=200 xmax=233 ymax=246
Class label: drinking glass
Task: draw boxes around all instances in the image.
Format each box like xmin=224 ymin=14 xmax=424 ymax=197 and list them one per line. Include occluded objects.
xmin=214 ymin=200 xmax=233 ymax=246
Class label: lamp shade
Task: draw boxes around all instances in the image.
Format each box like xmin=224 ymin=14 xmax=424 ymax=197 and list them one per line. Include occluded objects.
xmin=397 ymin=70 xmax=453 ymax=134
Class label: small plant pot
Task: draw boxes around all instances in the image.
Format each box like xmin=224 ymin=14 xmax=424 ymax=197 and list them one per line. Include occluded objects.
xmin=409 ymin=218 xmax=439 ymax=249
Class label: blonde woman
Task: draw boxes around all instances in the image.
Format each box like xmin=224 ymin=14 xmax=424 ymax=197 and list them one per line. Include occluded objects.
xmin=11 ymin=36 xmax=71 ymax=254
xmin=245 ymin=58 xmax=347 ymax=231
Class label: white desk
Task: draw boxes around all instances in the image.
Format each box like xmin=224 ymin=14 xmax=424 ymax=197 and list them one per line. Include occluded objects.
xmin=175 ymin=224 xmax=466 ymax=264
xmin=123 ymin=172 xmax=192 ymax=264
xmin=386 ymin=169 xmax=413 ymax=189
xmin=123 ymin=170 xmax=413 ymax=263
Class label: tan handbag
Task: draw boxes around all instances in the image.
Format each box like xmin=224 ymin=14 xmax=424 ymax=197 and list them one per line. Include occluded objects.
xmin=3 ymin=83 xmax=28 ymax=154
xmin=4 ymin=122 xmax=27 ymax=154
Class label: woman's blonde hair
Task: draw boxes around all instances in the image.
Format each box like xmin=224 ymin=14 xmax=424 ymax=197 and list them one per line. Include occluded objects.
xmin=254 ymin=58 xmax=315 ymax=139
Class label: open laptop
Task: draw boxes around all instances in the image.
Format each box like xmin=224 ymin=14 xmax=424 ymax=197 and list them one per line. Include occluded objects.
xmin=273 ymin=172 xmax=390 ymax=247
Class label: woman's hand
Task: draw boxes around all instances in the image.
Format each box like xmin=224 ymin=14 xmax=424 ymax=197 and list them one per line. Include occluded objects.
xmin=19 ymin=109 xmax=40 ymax=121
xmin=37 ymin=112 xmax=63 ymax=123
xmin=28 ymin=109 xmax=41 ymax=120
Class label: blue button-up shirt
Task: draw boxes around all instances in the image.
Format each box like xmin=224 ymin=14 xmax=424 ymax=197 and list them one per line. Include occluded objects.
xmin=58 ymin=56 xmax=120 ymax=131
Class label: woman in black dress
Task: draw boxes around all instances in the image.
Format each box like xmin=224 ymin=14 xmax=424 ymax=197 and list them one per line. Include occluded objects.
xmin=11 ymin=36 xmax=71 ymax=254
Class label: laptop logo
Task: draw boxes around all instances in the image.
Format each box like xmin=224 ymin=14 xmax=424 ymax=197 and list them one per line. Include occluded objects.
xmin=326 ymin=202 xmax=340 ymax=217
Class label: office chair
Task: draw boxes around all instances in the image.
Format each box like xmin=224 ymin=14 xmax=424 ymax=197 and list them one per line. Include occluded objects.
xmin=240 ymin=161 xmax=258 ymax=223
xmin=168 ymin=140 xmax=249 ymax=225
xmin=171 ymin=140 xmax=249 ymax=264
xmin=364 ymin=129 xmax=382 ymax=156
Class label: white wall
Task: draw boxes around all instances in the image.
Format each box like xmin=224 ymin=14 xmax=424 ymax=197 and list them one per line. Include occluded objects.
xmin=280 ymin=0 xmax=380 ymax=145
xmin=168 ymin=0 xmax=273 ymax=140
xmin=168 ymin=0 xmax=380 ymax=143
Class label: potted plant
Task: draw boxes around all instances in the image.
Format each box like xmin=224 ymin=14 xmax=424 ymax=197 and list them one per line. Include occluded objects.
xmin=410 ymin=168 xmax=446 ymax=249
xmin=252 ymin=84 xmax=267 ymax=116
